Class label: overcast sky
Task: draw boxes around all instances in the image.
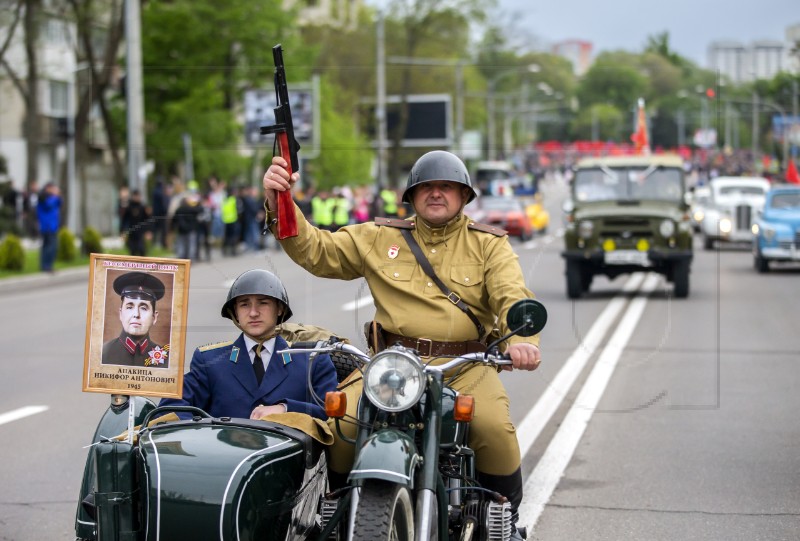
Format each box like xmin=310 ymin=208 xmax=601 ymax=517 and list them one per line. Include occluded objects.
xmin=498 ymin=0 xmax=798 ymax=66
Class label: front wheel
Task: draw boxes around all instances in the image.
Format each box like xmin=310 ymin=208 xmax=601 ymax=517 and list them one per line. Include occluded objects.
xmin=672 ymin=260 xmax=690 ymax=298
xmin=566 ymin=260 xmax=584 ymax=299
xmin=352 ymin=481 xmax=415 ymax=541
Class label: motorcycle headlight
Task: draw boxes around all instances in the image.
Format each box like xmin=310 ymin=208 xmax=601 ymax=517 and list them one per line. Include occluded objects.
xmin=659 ymin=219 xmax=675 ymax=237
xmin=363 ymin=349 xmax=426 ymax=412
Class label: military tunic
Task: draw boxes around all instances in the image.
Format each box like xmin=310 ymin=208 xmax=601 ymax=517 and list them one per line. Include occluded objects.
xmin=270 ymin=203 xmax=541 ymax=475
xmin=101 ymin=333 xmax=166 ymax=367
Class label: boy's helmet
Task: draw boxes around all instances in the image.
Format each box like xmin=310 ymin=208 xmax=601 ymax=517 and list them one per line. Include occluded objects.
xmin=221 ymin=270 xmax=292 ymax=323
xmin=402 ymin=151 xmax=476 ymax=203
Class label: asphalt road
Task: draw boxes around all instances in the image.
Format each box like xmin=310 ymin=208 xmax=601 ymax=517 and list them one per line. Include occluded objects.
xmin=1 ymin=177 xmax=798 ymax=540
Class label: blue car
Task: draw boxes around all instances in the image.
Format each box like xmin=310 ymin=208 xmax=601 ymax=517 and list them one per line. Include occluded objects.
xmin=752 ymin=184 xmax=800 ymax=272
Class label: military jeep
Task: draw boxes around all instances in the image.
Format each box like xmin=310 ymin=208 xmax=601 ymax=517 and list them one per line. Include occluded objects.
xmin=561 ymin=155 xmax=693 ymax=298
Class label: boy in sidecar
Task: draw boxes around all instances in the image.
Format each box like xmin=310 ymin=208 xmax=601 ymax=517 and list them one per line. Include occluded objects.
xmin=159 ymin=269 xmax=338 ymax=420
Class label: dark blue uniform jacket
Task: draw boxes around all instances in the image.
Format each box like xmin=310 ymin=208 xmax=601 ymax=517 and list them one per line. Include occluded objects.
xmin=160 ymin=334 xmax=337 ymax=420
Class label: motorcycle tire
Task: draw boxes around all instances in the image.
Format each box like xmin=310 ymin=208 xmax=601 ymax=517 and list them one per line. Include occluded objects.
xmin=330 ymin=350 xmax=361 ymax=383
xmin=351 ymin=481 xmax=415 ymax=541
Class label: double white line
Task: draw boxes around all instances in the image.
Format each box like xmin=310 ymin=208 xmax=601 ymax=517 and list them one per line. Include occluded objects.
xmin=518 ymin=272 xmax=660 ymax=534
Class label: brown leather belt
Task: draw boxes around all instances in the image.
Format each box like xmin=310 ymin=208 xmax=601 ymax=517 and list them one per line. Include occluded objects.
xmin=382 ymin=331 xmax=486 ymax=357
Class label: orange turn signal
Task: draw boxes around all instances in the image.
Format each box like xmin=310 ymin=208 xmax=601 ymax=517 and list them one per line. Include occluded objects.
xmin=325 ymin=391 xmax=347 ymax=418
xmin=454 ymin=395 xmax=475 ymax=422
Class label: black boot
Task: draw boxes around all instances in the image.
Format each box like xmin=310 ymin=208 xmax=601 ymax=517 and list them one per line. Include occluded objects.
xmin=477 ymin=467 xmax=526 ymax=540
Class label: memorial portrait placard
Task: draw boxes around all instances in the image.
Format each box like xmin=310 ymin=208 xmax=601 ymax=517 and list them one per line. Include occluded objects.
xmin=82 ymin=254 xmax=190 ymax=398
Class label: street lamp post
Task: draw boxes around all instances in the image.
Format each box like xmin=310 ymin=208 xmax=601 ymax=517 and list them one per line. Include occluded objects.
xmin=487 ymin=64 xmax=539 ymax=161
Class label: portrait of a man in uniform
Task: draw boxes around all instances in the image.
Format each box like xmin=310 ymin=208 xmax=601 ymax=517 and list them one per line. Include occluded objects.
xmin=101 ymin=271 xmax=170 ymax=368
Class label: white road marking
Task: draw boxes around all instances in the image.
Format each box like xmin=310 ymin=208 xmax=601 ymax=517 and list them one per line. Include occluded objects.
xmin=516 ymin=273 xmax=645 ymax=458
xmin=0 ymin=405 xmax=49 ymax=426
xmin=519 ymin=272 xmax=660 ymax=534
xmin=342 ymin=296 xmax=374 ymax=311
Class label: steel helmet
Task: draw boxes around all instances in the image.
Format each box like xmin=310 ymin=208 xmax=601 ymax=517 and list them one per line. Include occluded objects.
xmin=221 ymin=269 xmax=293 ymax=323
xmin=402 ymin=150 xmax=476 ymax=204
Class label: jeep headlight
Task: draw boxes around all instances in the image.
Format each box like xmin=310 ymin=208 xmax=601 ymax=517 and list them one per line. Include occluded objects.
xmin=578 ymin=220 xmax=594 ymax=239
xmin=659 ymin=219 xmax=675 ymax=237
xmin=719 ymin=217 xmax=732 ymax=234
xmin=363 ymin=349 xmax=426 ymax=412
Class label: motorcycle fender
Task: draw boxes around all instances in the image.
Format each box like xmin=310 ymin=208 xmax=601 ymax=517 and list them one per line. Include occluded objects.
xmin=93 ymin=441 xmax=138 ymax=541
xmin=349 ymin=429 xmax=420 ymax=488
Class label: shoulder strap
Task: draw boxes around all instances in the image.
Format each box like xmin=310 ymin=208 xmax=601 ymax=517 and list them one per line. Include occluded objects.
xmin=399 ymin=228 xmax=486 ymax=340
xmin=467 ymin=221 xmax=507 ymax=237
xmin=375 ymin=216 xmax=415 ymax=229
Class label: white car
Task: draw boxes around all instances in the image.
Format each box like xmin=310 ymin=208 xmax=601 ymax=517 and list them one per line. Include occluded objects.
xmin=689 ymin=185 xmax=711 ymax=232
xmin=700 ymin=176 xmax=771 ymax=250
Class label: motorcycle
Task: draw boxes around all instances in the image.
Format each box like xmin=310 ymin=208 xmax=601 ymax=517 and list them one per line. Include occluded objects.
xmin=306 ymin=298 xmax=548 ymax=541
xmin=73 ymin=299 xmax=545 ymax=541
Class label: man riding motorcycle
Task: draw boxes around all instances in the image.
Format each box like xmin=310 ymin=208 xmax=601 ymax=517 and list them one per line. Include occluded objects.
xmin=263 ymin=150 xmax=542 ymax=540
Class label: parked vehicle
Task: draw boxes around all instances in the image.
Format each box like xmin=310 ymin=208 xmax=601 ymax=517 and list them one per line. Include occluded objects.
xmin=313 ymin=298 xmax=547 ymax=541
xmin=561 ymin=155 xmax=694 ymax=299
xmin=752 ymin=184 xmax=800 ymax=272
xmin=473 ymin=161 xmax=519 ymax=197
xmin=470 ymin=195 xmax=534 ymax=241
xmin=700 ymin=176 xmax=770 ymax=250
xmin=521 ymin=193 xmax=550 ymax=234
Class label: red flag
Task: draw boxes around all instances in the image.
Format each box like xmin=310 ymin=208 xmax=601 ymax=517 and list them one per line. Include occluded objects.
xmin=787 ymin=158 xmax=800 ymax=185
xmin=630 ymin=98 xmax=650 ymax=155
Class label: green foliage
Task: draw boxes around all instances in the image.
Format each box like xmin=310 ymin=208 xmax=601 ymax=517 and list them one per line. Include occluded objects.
xmin=81 ymin=226 xmax=104 ymax=255
xmin=310 ymin=78 xmax=373 ymax=190
xmin=140 ymin=0 xmax=308 ymax=181
xmin=56 ymin=227 xmax=78 ymax=262
xmin=571 ymin=104 xmax=624 ymax=141
xmin=577 ymin=52 xmax=649 ymax=112
xmin=0 ymin=234 xmax=25 ymax=271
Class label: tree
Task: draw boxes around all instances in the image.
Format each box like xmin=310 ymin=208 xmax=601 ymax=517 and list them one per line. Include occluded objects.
xmin=577 ymin=52 xmax=648 ymax=114
xmin=571 ymin=103 xmax=624 ymax=141
xmin=140 ymin=0 xmax=305 ymax=183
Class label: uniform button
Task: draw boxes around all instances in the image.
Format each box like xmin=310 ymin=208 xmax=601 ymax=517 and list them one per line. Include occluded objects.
xmin=427 ymin=282 xmax=433 ymax=287
xmin=393 ymin=272 xmax=399 ymax=278
xmin=464 ymin=277 xmax=470 ymax=282
xmin=431 ymin=249 xmax=436 ymax=254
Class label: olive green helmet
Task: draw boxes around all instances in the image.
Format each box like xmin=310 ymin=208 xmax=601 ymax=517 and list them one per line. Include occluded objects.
xmin=402 ymin=150 xmax=476 ymax=203
xmin=221 ymin=269 xmax=292 ymax=323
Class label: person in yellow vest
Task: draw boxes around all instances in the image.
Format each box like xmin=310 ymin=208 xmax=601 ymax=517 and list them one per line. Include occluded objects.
xmin=331 ymin=187 xmax=351 ymax=231
xmin=311 ymin=191 xmax=335 ymax=232
xmin=221 ymin=190 xmax=241 ymax=256
xmin=263 ymin=150 xmax=541 ymax=541
xmin=379 ymin=186 xmax=398 ymax=217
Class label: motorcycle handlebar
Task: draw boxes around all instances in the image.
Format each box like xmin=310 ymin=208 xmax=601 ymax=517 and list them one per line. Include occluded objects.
xmin=277 ymin=343 xmax=512 ymax=371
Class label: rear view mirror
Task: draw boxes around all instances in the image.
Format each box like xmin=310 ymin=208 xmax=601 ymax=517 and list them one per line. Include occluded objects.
xmin=506 ymin=299 xmax=547 ymax=337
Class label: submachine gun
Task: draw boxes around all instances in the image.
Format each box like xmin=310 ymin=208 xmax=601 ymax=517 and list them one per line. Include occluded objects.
xmin=260 ymin=44 xmax=300 ymax=239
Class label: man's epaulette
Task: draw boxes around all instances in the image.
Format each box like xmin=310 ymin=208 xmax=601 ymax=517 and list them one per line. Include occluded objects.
xmin=467 ymin=221 xmax=507 ymax=237
xmin=198 ymin=340 xmax=234 ymax=352
xmin=375 ymin=217 xmax=415 ymax=229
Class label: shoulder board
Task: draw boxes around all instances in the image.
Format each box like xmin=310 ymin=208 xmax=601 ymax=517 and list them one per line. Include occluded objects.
xmin=467 ymin=221 xmax=507 ymax=237
xmin=198 ymin=340 xmax=234 ymax=352
xmin=375 ymin=217 xmax=415 ymax=229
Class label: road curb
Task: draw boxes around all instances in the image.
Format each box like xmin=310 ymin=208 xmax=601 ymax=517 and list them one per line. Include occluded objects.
xmin=0 ymin=266 xmax=90 ymax=295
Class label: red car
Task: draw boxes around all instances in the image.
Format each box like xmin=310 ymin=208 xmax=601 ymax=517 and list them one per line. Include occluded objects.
xmin=470 ymin=196 xmax=534 ymax=241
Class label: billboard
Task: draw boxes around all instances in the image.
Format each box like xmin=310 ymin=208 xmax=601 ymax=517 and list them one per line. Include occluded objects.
xmin=244 ymin=86 xmax=314 ymax=147
xmin=361 ymin=94 xmax=453 ymax=148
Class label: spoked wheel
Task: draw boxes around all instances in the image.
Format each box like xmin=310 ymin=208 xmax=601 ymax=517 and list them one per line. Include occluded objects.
xmin=351 ymin=481 xmax=415 ymax=541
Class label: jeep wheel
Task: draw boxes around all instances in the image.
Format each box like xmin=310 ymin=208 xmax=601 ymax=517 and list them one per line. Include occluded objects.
xmin=673 ymin=260 xmax=690 ymax=298
xmin=580 ymin=267 xmax=593 ymax=292
xmin=754 ymin=253 xmax=770 ymax=273
xmin=566 ymin=261 xmax=583 ymax=299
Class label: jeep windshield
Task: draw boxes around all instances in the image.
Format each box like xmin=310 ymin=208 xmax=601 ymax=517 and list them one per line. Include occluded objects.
xmin=574 ymin=166 xmax=683 ymax=203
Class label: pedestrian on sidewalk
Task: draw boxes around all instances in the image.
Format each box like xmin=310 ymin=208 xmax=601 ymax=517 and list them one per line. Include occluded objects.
xmin=36 ymin=182 xmax=61 ymax=273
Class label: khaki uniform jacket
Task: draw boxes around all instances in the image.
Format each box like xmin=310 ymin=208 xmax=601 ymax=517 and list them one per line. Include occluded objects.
xmin=271 ymin=203 xmax=539 ymax=348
